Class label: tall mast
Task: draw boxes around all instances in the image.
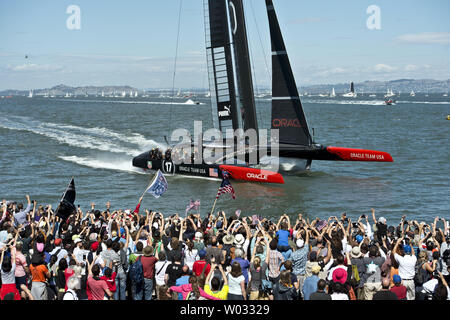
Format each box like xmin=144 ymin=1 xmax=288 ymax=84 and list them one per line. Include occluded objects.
xmin=227 ymin=0 xmax=259 ymax=137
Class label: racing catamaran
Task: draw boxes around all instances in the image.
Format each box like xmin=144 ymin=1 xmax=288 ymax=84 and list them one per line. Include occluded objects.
xmin=132 ymin=0 xmax=393 ymax=184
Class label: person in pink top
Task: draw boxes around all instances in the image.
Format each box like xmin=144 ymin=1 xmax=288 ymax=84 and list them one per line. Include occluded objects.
xmin=14 ymin=241 xmax=29 ymax=299
xmin=169 ymin=275 xmax=220 ymax=300
xmin=86 ymin=256 xmax=113 ymax=300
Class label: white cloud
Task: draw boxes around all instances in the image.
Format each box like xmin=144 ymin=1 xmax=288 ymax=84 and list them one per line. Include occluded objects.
xmin=396 ymin=32 xmax=450 ymax=44
xmin=374 ymin=64 xmax=397 ymax=72
xmin=404 ymin=64 xmax=418 ymax=71
xmin=6 ymin=63 xmax=64 ymax=72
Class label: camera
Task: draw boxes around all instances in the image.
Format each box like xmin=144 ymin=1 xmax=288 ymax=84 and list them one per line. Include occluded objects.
xmin=361 ymin=214 xmax=366 ymax=219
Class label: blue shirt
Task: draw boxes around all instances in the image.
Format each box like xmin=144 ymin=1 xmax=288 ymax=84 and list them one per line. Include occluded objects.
xmin=276 ymin=230 xmax=290 ymax=247
xmin=289 ymin=246 xmax=309 ymax=275
xmin=231 ymin=258 xmax=250 ymax=284
xmin=302 ymin=275 xmax=319 ymax=300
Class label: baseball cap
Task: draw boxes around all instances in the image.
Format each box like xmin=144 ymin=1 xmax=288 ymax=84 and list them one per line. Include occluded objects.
xmin=393 ymin=274 xmax=401 ymax=283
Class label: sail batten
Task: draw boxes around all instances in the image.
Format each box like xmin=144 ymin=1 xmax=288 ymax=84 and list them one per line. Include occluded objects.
xmin=266 ymin=0 xmax=312 ymax=147
xmin=204 ymin=0 xmax=239 ymax=136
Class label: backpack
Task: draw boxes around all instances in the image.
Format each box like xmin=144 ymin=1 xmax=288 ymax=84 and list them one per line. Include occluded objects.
xmin=351 ymin=265 xmax=360 ymax=283
xmin=51 ymin=248 xmax=62 ymax=262
xmin=414 ymin=261 xmax=430 ymax=286
xmin=129 ymin=256 xmax=144 ymax=285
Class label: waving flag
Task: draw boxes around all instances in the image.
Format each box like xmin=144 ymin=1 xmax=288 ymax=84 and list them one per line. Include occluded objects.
xmin=55 ymin=178 xmax=76 ymax=220
xmin=216 ymin=174 xmax=236 ymax=199
xmin=146 ymin=170 xmax=168 ymax=198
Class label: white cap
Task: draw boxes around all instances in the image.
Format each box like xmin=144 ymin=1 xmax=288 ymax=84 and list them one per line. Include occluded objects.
xmin=296 ymin=239 xmax=305 ymax=248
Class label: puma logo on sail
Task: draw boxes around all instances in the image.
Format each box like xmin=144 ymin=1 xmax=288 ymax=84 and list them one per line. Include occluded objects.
xmin=219 ymin=105 xmax=231 ymax=117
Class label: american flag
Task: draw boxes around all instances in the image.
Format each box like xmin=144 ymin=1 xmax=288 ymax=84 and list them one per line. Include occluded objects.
xmin=216 ymin=174 xmax=236 ymax=199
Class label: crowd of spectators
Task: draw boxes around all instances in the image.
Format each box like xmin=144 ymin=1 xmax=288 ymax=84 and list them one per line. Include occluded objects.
xmin=1 ymin=195 xmax=449 ymax=301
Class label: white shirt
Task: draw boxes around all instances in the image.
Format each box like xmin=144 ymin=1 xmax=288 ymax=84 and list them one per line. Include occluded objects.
xmin=154 ymin=260 xmax=170 ymax=286
xmin=394 ymin=253 xmax=417 ymax=280
xmin=50 ymin=246 xmax=69 ymax=264
xmin=331 ymin=292 xmax=349 ymax=300
xmin=228 ymin=274 xmax=245 ymax=296
xmin=184 ymin=249 xmax=199 ymax=271
xmin=63 ymin=289 xmax=78 ymax=300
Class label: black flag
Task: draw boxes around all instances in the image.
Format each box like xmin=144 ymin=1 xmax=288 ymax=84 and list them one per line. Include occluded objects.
xmin=55 ymin=178 xmax=76 ymax=220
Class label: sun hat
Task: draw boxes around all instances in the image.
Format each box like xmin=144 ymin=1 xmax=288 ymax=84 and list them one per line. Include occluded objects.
xmin=36 ymin=242 xmax=44 ymax=253
xmin=223 ymin=234 xmax=235 ymax=245
xmin=351 ymin=246 xmax=362 ymax=258
xmin=378 ymin=217 xmax=387 ymax=224
xmin=311 ymin=265 xmax=321 ymax=275
xmin=296 ymin=239 xmax=304 ymax=248
xmin=194 ymin=232 xmax=203 ymax=241
xmin=72 ymin=234 xmax=80 ymax=241
xmin=89 ymin=233 xmax=98 ymax=242
xmin=74 ymin=238 xmax=82 ymax=244
xmin=234 ymin=233 xmax=245 ymax=246
xmin=332 ymin=268 xmax=347 ymax=284
xmin=393 ymin=274 xmax=402 ymax=284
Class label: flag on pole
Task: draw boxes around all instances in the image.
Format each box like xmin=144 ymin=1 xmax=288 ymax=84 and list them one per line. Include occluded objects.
xmin=55 ymin=178 xmax=77 ymax=220
xmin=186 ymin=199 xmax=200 ymax=214
xmin=145 ymin=170 xmax=168 ymax=198
xmin=216 ymin=173 xmax=236 ymax=200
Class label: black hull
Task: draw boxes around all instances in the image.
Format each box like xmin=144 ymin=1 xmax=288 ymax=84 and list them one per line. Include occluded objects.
xmin=132 ymin=154 xmax=224 ymax=179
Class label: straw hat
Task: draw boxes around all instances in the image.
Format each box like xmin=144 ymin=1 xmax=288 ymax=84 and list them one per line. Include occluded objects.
xmin=234 ymin=234 xmax=245 ymax=246
xmin=223 ymin=234 xmax=235 ymax=245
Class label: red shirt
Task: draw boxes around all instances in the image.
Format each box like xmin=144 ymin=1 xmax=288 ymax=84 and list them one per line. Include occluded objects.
xmin=141 ymin=256 xmax=158 ymax=279
xmin=100 ymin=272 xmax=117 ymax=292
xmin=192 ymin=260 xmax=211 ymax=277
xmin=390 ymin=285 xmax=407 ymax=300
xmin=64 ymin=268 xmax=75 ymax=291
xmin=87 ymin=276 xmax=109 ymax=300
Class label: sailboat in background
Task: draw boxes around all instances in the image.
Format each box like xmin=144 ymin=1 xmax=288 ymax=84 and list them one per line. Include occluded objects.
xmin=410 ymin=90 xmax=415 ymax=97
xmin=342 ymin=82 xmax=357 ymax=98
xmin=330 ymin=87 xmax=336 ymax=98
xmin=28 ymin=90 xmax=33 ymax=98
xmin=384 ymin=88 xmax=395 ymax=98
xmin=132 ymin=0 xmax=393 ymax=183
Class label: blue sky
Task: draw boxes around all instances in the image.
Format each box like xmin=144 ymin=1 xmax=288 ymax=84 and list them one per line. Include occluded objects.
xmin=0 ymin=0 xmax=449 ymax=90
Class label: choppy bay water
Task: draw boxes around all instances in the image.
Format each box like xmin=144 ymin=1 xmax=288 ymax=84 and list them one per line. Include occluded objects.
xmin=0 ymin=93 xmax=448 ymax=223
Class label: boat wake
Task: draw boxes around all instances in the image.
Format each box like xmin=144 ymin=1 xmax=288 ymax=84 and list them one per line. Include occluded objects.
xmin=58 ymin=155 xmax=147 ymax=174
xmin=53 ymin=98 xmax=205 ymax=106
xmin=0 ymin=114 xmax=164 ymax=156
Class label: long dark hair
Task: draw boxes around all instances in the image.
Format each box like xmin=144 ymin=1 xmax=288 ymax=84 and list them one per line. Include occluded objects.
xmin=230 ymin=261 xmax=242 ymax=278
xmin=189 ymin=276 xmax=201 ymax=299
xmin=1 ymin=256 xmax=12 ymax=273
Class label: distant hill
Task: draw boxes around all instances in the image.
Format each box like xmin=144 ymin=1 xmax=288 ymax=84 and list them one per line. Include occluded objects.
xmin=298 ymin=79 xmax=450 ymax=94
xmin=1 ymin=79 xmax=449 ymax=96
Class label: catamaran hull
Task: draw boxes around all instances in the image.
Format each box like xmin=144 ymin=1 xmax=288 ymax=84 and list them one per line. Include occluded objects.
xmin=132 ymin=155 xmax=285 ymax=184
